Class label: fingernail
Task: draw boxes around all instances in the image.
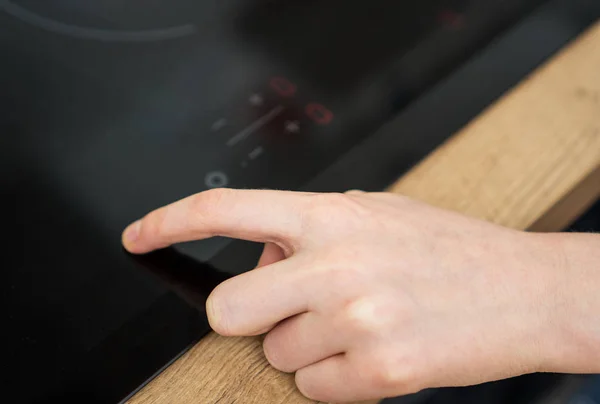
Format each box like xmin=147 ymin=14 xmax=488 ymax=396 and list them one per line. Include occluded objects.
xmin=346 ymin=189 xmax=366 ymax=195
xmin=206 ymin=296 xmax=225 ymax=334
xmin=123 ymin=220 xmax=141 ymax=246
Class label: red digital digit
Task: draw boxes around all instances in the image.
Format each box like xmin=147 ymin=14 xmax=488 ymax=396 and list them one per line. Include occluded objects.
xmin=305 ymin=103 xmax=334 ymax=125
xmin=269 ymin=77 xmax=297 ymax=97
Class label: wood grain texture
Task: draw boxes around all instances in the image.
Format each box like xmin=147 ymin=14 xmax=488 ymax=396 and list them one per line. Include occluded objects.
xmin=129 ymin=22 xmax=600 ymax=404
xmin=388 ymin=22 xmax=600 ymax=230
xmin=529 ymin=165 xmax=600 ymax=232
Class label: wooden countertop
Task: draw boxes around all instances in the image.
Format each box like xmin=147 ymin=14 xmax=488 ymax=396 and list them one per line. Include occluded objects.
xmin=129 ymin=22 xmax=600 ymax=404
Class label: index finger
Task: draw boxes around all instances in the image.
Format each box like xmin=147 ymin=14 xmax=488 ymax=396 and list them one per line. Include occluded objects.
xmin=122 ymin=188 xmax=312 ymax=254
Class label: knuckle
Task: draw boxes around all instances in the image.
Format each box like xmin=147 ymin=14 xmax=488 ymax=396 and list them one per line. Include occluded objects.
xmin=368 ymin=352 xmax=420 ymax=394
xmin=192 ymin=188 xmax=231 ymax=210
xmin=188 ymin=188 xmax=235 ymax=236
xmin=294 ymin=370 xmax=320 ymax=401
xmin=139 ymin=208 xmax=167 ymax=239
xmin=310 ymin=193 xmax=360 ymax=217
xmin=343 ymin=297 xmax=387 ymax=333
xmin=262 ymin=333 xmax=288 ymax=372
xmin=311 ymin=192 xmax=355 ymax=211
xmin=304 ymin=193 xmax=368 ymax=230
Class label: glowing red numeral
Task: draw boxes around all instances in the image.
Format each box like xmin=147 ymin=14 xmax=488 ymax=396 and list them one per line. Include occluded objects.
xmin=305 ymin=103 xmax=334 ymax=125
xmin=270 ymin=77 xmax=297 ymax=97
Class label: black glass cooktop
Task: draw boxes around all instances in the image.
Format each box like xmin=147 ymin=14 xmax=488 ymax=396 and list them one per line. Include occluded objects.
xmin=3 ymin=0 xmax=599 ymax=402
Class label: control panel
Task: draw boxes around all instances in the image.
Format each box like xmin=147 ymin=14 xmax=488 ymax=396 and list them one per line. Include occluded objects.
xmin=200 ymin=75 xmax=336 ymax=191
xmin=0 ymin=0 xmax=550 ymax=266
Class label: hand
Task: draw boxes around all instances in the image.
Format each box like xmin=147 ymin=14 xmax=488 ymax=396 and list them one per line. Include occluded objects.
xmin=122 ymin=189 xmax=596 ymax=402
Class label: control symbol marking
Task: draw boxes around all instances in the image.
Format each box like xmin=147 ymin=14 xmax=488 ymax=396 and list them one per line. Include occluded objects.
xmin=249 ymin=94 xmax=264 ymax=107
xmin=211 ymin=119 xmax=228 ymax=132
xmin=205 ymin=171 xmax=228 ymax=189
xmin=249 ymin=146 xmax=264 ymax=160
xmin=227 ymin=105 xmax=285 ymax=147
xmin=270 ymin=77 xmax=297 ymax=97
xmin=285 ymin=120 xmax=300 ymax=134
xmin=306 ymin=103 xmax=334 ymax=125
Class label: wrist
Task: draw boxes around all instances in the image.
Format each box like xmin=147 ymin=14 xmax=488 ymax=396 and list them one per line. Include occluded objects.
xmin=532 ymin=232 xmax=600 ymax=374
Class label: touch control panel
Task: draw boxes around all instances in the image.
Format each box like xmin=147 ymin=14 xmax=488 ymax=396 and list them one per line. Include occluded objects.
xmin=1 ymin=0 xmax=550 ymax=266
xmin=199 ymin=74 xmax=336 ymax=192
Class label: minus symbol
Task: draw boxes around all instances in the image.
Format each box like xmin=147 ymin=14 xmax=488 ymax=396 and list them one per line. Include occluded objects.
xmin=248 ymin=146 xmax=264 ymax=160
xmin=226 ymin=105 xmax=284 ymax=147
xmin=211 ymin=118 xmax=228 ymax=132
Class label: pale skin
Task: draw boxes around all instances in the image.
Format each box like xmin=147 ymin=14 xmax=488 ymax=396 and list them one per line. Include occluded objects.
xmin=122 ymin=188 xmax=600 ymax=403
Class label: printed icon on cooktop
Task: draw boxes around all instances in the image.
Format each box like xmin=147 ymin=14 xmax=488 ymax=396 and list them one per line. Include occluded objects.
xmin=241 ymin=146 xmax=265 ymax=169
xmin=205 ymin=171 xmax=228 ymax=188
xmin=306 ymin=103 xmax=334 ymax=125
xmin=248 ymin=146 xmax=264 ymax=160
xmin=269 ymin=77 xmax=297 ymax=98
xmin=249 ymin=94 xmax=264 ymax=107
xmin=211 ymin=119 xmax=228 ymax=132
xmin=226 ymin=105 xmax=285 ymax=147
xmin=284 ymin=120 xmax=300 ymax=134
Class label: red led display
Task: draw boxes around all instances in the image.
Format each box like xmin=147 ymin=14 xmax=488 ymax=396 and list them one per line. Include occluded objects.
xmin=305 ymin=103 xmax=334 ymax=125
xmin=269 ymin=77 xmax=297 ymax=97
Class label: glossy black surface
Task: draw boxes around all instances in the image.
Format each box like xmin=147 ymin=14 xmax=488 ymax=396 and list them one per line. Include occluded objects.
xmin=3 ymin=0 xmax=598 ymax=402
